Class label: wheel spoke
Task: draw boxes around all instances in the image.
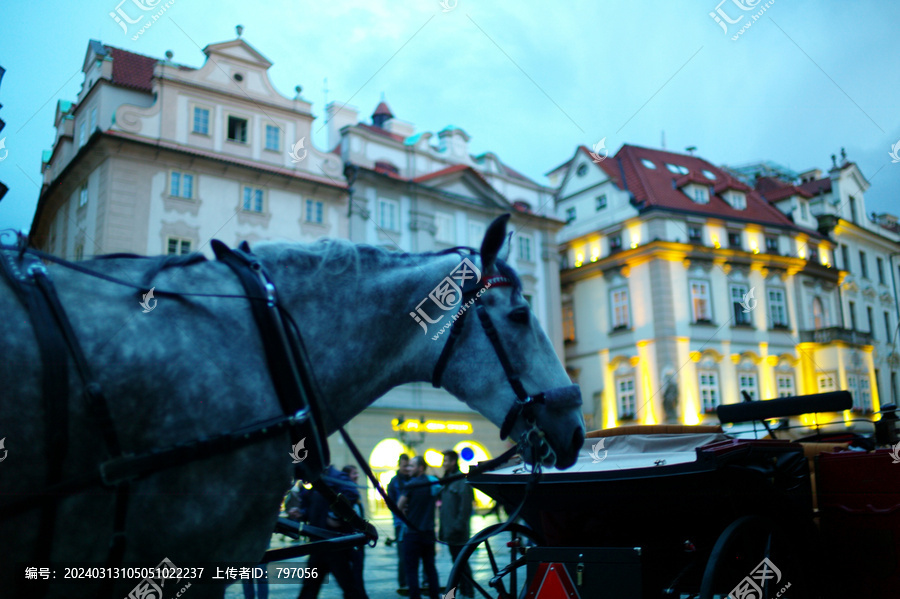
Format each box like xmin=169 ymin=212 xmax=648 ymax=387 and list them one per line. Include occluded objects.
xmin=485 ymin=537 xmax=500 ymax=575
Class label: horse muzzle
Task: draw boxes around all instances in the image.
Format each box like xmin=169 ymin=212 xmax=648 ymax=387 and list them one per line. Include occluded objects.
xmin=504 ymin=384 xmax=583 ymax=469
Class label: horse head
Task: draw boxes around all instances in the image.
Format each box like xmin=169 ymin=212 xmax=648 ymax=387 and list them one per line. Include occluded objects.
xmin=428 ymin=215 xmax=585 ymax=469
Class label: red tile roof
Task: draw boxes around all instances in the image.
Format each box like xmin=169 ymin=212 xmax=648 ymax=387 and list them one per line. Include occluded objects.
xmin=713 ymin=179 xmax=751 ymax=194
xmin=754 ymin=176 xmax=813 ymax=202
xmin=356 ymin=122 xmax=406 ymax=143
xmin=373 ymin=101 xmax=393 ymax=118
xmin=798 ymin=177 xmax=832 ymax=196
xmin=608 ymin=144 xmax=802 ymax=230
xmin=412 ymin=163 xmax=470 ymax=183
xmin=107 ymin=46 xmax=158 ymax=92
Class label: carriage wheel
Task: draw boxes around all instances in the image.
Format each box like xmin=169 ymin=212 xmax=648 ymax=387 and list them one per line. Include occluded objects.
xmin=698 ymin=514 xmax=810 ymax=599
xmin=446 ymin=523 xmax=542 ymax=599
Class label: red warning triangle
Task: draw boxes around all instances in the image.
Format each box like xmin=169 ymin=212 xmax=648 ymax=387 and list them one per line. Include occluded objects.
xmin=524 ymin=562 xmax=581 ymax=599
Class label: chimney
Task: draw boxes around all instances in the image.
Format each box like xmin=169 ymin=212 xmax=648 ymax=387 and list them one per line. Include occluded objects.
xmin=437 ymin=125 xmax=470 ymax=157
xmin=325 ymin=101 xmax=358 ymax=152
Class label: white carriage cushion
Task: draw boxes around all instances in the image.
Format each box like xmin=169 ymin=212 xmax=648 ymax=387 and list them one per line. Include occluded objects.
xmin=586 ymin=424 xmax=724 ymax=438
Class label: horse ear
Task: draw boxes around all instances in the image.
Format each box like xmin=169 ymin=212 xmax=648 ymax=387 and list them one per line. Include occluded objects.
xmin=480 ymin=214 xmax=510 ymax=274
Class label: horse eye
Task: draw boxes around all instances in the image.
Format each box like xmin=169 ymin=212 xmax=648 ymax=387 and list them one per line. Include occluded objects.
xmin=508 ymin=306 xmax=530 ymax=324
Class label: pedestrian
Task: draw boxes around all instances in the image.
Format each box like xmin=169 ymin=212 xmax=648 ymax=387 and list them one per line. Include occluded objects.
xmin=387 ymin=453 xmax=411 ymax=591
xmin=439 ymin=450 xmax=474 ymax=599
xmin=342 ymin=465 xmax=369 ymax=599
xmin=397 ymin=456 xmax=441 ymax=599
xmin=297 ymin=465 xmax=365 ymax=599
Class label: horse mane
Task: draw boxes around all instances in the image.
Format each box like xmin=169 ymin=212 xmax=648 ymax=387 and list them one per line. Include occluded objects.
xmin=254 ymin=239 xmax=523 ymax=291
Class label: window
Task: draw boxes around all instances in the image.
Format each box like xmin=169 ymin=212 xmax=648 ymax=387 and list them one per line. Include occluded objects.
xmin=79 ymin=122 xmax=86 ymax=146
xmin=227 ymin=115 xmax=248 ymax=143
xmin=727 ymin=231 xmax=742 ymax=249
xmin=435 ymin=212 xmax=455 ymax=243
xmin=702 ymin=169 xmax=717 ymax=180
xmin=90 ymin=107 xmax=98 ymax=132
xmin=699 ymin=371 xmax=720 ymax=413
xmin=867 ymin=306 xmax=875 ymax=338
xmin=847 ymin=374 xmax=872 ymax=412
xmin=305 ymin=199 xmax=323 ymax=224
xmin=562 ymin=302 xmax=575 ymax=343
xmin=812 ymin=297 xmax=826 ymax=329
xmin=518 ymin=235 xmax=533 ymax=262
xmin=731 ymin=284 xmax=752 ymax=326
xmin=739 ymin=372 xmax=758 ymax=400
xmin=877 ymin=257 xmax=885 ymax=284
xmin=892 ymin=373 xmax=898 ymax=406
xmin=79 ymin=183 xmax=88 ymax=207
xmin=849 ymin=195 xmax=858 ymax=223
xmin=691 ymin=186 xmax=710 ymax=204
xmin=595 ymin=194 xmax=607 ymax=211
xmin=378 ymin=198 xmax=398 ymax=231
xmin=616 ymin=376 xmax=636 ymax=419
xmin=576 ymin=163 xmax=588 ymax=177
xmin=817 ymin=373 xmax=835 ymax=393
xmin=765 ymin=236 xmax=778 ymax=253
xmin=192 ymin=107 xmax=210 ymax=135
xmin=800 ymin=200 xmax=809 ymax=220
xmin=611 ymin=287 xmax=630 ymax=329
xmin=166 ymin=237 xmax=192 ymax=255
xmin=727 ymin=191 xmax=746 ymax=210
xmin=169 ymin=171 xmax=194 ymax=199
xmin=265 ymin=124 xmax=280 ymax=151
xmin=666 ymin=163 xmax=688 ymax=174
xmin=565 ymin=207 xmax=576 ymax=225
xmin=691 ymin=280 xmax=711 ymax=322
xmin=849 ymin=301 xmax=857 ymax=331
xmin=688 ymin=226 xmax=703 ymax=243
xmin=242 ymin=186 xmax=264 ymax=213
xmin=776 ymin=374 xmax=795 ymax=398
xmin=841 ymin=244 xmax=850 ymax=272
xmin=886 ymin=312 xmax=893 ymax=344
xmin=74 ymin=244 xmax=84 ymax=261
xmin=468 ymin=221 xmax=484 ymax=248
xmin=768 ymin=288 xmax=788 ymax=328
xmin=609 ymin=234 xmax=623 ymax=253
xmin=859 ymin=251 xmax=868 ymax=278
xmin=641 ymin=159 xmax=656 ymax=169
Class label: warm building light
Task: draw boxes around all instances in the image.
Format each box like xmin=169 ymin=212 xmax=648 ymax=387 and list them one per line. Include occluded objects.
xmin=424 ymin=449 xmax=444 ymax=468
xmin=575 ymin=252 xmax=584 ymax=267
xmin=631 ymin=241 xmax=638 ymax=249
xmin=750 ymin=240 xmax=759 ymax=254
xmin=712 ymin=235 xmax=721 ymax=249
xmin=591 ymin=247 xmax=600 ymax=262
xmin=820 ymin=249 xmax=830 ymax=266
xmin=391 ymin=419 xmax=473 ymax=434
xmin=798 ymin=246 xmax=806 ymax=259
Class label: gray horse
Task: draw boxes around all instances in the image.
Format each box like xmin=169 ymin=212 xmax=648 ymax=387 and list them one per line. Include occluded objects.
xmin=0 ymin=215 xmax=584 ymax=598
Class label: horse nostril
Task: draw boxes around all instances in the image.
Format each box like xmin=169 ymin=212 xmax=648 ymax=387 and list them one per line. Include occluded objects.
xmin=572 ymin=427 xmax=585 ymax=450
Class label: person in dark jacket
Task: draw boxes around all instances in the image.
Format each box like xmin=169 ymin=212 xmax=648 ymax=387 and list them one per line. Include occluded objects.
xmin=439 ymin=450 xmax=475 ymax=598
xmin=297 ymin=465 xmax=364 ymax=599
xmin=397 ymin=456 xmax=441 ymax=599
xmin=386 ymin=453 xmax=410 ymax=589
xmin=342 ymin=465 xmax=369 ymax=599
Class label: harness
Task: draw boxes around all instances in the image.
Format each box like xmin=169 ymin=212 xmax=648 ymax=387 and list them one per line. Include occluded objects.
xmin=431 ymin=265 xmax=582 ymax=465
xmin=0 ymin=239 xmax=580 ymax=594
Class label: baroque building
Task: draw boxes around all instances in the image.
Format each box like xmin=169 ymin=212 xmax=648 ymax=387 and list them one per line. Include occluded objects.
xmin=550 ymin=144 xmax=896 ymax=434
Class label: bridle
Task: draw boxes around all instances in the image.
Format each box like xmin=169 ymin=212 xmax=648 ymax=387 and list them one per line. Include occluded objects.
xmin=430 ymin=259 xmax=582 ymax=466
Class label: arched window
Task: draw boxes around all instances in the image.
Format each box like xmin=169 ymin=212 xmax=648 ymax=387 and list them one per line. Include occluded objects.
xmin=812 ymin=297 xmax=826 ymax=330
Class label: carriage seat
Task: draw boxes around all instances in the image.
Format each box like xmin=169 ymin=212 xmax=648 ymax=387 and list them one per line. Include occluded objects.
xmin=586 ymin=424 xmax=724 ymax=438
xmin=801 ymin=441 xmax=850 ymax=511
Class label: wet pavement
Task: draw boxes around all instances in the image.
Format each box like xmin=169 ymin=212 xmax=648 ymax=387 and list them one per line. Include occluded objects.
xmin=224 ymin=515 xmax=502 ymax=599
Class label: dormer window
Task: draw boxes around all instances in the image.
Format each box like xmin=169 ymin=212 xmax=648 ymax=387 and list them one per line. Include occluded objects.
xmin=726 ymin=191 xmax=746 ymax=210
xmin=685 ymin=184 xmax=709 ymax=204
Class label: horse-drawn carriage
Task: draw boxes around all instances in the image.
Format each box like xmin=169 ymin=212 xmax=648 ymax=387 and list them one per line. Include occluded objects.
xmin=448 ymin=391 xmax=900 ymax=599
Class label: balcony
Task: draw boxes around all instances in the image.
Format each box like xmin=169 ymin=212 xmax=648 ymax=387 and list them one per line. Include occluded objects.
xmin=799 ymin=327 xmax=873 ymax=345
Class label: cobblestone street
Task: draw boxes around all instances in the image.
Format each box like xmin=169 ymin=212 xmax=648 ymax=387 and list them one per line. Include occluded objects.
xmin=225 ymin=515 xmax=502 ymax=599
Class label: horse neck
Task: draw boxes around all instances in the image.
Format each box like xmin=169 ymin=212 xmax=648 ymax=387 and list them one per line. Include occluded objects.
xmin=271 ymin=248 xmax=461 ymax=432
